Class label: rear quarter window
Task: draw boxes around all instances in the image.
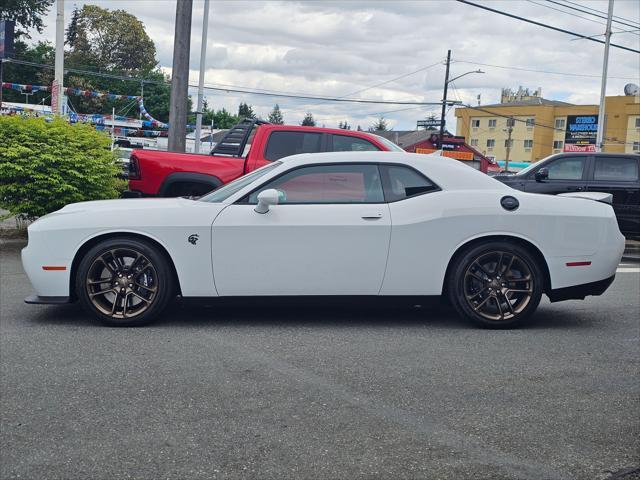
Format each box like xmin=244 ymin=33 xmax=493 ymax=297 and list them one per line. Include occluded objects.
xmin=593 ymin=156 xmax=639 ymax=181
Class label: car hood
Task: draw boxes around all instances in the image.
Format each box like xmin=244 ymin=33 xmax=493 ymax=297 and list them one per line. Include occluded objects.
xmin=57 ymin=197 xmax=194 ymax=214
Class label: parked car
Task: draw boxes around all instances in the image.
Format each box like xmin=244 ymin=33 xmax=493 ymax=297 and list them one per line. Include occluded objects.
xmin=125 ymin=119 xmax=405 ymax=198
xmin=493 ymin=152 xmax=640 ymax=239
xmin=23 ymin=152 xmax=624 ymax=328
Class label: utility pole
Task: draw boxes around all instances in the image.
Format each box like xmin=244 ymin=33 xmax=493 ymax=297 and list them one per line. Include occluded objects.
xmin=505 ymin=117 xmax=514 ymax=172
xmin=438 ymin=49 xmax=451 ymax=150
xmin=194 ymin=0 xmax=210 ymax=154
xmin=168 ymin=0 xmax=193 ymax=153
xmin=53 ymin=0 xmax=65 ymax=115
xmin=595 ymin=0 xmax=614 ymax=152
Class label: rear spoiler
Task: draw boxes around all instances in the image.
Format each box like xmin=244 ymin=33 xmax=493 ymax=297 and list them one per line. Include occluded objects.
xmin=557 ymin=192 xmax=612 ymax=204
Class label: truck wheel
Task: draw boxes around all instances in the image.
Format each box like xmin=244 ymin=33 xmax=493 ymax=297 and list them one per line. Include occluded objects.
xmin=75 ymin=237 xmax=175 ymax=327
xmin=447 ymin=241 xmax=544 ymax=328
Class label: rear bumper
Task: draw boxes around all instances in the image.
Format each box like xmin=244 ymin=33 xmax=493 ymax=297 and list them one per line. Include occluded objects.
xmin=25 ymin=295 xmax=71 ymax=305
xmin=547 ymin=274 xmax=615 ymax=303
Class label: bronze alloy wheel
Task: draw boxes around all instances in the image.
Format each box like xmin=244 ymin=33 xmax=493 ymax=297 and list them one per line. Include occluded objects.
xmin=463 ymin=251 xmax=534 ymax=322
xmin=85 ymin=247 xmax=158 ymax=319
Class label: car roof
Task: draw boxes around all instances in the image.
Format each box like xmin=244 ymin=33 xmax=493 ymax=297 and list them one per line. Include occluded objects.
xmin=279 ymin=151 xmax=507 ymax=191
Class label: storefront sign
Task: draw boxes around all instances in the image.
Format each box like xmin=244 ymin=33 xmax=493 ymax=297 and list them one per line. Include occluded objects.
xmin=564 ymin=114 xmax=598 ymax=152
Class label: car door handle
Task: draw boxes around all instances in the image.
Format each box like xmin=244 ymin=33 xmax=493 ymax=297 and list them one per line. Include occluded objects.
xmin=361 ymin=213 xmax=383 ymax=220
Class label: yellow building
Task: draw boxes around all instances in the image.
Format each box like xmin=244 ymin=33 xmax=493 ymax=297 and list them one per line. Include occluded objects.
xmin=455 ymin=94 xmax=640 ymax=164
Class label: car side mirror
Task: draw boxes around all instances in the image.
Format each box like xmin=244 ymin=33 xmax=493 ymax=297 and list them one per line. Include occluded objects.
xmin=535 ymin=168 xmax=549 ymax=182
xmin=254 ymin=189 xmax=280 ymax=214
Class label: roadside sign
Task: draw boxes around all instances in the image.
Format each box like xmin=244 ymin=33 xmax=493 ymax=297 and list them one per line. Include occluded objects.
xmin=564 ymin=115 xmax=598 ymax=152
xmin=417 ymin=119 xmax=442 ymax=128
xmin=0 ymin=20 xmax=15 ymax=59
xmin=51 ymin=80 xmax=59 ymax=114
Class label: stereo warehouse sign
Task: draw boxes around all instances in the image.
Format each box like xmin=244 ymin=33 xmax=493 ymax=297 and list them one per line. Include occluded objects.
xmin=564 ymin=115 xmax=598 ymax=153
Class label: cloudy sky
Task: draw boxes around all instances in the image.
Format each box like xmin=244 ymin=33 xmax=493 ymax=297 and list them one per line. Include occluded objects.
xmin=30 ymin=0 xmax=640 ymax=132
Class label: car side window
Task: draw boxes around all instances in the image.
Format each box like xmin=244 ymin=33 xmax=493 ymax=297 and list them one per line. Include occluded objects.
xmin=248 ymin=164 xmax=384 ymax=204
xmin=380 ymin=165 xmax=439 ymax=201
xmin=264 ymin=131 xmax=323 ymax=161
xmin=593 ymin=156 xmax=639 ymax=182
xmin=545 ymin=156 xmax=587 ymax=180
xmin=332 ymin=135 xmax=380 ymax=152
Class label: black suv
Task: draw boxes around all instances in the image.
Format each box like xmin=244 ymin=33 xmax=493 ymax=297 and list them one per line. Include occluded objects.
xmin=494 ymin=153 xmax=640 ymax=239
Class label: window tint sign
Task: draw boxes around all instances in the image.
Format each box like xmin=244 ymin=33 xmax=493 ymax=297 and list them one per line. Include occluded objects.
xmin=564 ymin=115 xmax=598 ymax=153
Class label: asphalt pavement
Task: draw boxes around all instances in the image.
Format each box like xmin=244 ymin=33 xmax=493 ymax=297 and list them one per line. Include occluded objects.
xmin=1 ymin=239 xmax=639 ymax=480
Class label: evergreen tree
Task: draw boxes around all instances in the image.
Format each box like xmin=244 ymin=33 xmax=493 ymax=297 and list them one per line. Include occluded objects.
xmin=370 ymin=117 xmax=388 ymax=131
xmin=238 ymin=102 xmax=256 ymax=119
xmin=267 ymin=104 xmax=284 ymax=124
xmin=301 ymin=112 xmax=316 ymax=126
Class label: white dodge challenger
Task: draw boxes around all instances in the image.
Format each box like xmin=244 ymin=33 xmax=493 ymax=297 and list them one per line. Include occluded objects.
xmin=22 ymin=152 xmax=624 ymax=328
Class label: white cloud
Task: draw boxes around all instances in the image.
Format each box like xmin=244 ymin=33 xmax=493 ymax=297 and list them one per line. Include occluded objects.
xmin=27 ymin=0 xmax=640 ymax=132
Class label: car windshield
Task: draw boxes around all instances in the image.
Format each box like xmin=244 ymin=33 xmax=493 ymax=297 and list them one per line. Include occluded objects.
xmin=199 ymin=162 xmax=282 ymax=203
xmin=515 ymin=155 xmax=555 ymax=176
xmin=371 ymin=134 xmax=405 ymax=152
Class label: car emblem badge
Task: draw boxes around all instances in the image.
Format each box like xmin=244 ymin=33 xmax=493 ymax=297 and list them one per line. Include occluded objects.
xmin=188 ymin=234 xmax=199 ymax=245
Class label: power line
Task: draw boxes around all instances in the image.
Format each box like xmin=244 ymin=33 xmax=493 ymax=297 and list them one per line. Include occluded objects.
xmin=548 ymin=0 xmax=640 ymax=30
xmin=451 ymin=59 xmax=639 ymax=80
xmin=455 ymin=0 xmax=640 ymax=54
xmin=3 ymin=57 xmax=447 ymax=106
xmin=525 ymin=0 xmax=628 ymax=32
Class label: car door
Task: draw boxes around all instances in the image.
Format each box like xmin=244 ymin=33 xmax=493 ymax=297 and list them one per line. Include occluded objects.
xmin=211 ymin=163 xmax=391 ymax=296
xmin=586 ymin=155 xmax=640 ymax=238
xmin=524 ymin=155 xmax=590 ymax=194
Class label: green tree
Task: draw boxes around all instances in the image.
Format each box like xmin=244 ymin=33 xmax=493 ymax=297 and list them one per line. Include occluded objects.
xmin=268 ymin=104 xmax=284 ymax=124
xmin=203 ymin=107 xmax=240 ymax=129
xmin=369 ymin=117 xmax=388 ymax=132
xmin=238 ymin=102 xmax=255 ymax=119
xmin=66 ymin=5 xmax=157 ymax=72
xmin=62 ymin=5 xmax=166 ymax=116
xmin=301 ymin=112 xmax=316 ymax=126
xmin=0 ymin=116 xmax=124 ymax=220
xmin=0 ymin=0 xmax=53 ymax=38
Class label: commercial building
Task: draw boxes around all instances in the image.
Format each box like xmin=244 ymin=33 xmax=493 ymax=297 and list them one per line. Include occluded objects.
xmin=455 ymin=87 xmax=640 ymax=164
xmin=377 ymin=130 xmax=498 ymax=172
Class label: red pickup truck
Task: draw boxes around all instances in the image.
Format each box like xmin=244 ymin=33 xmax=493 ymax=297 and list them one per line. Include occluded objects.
xmin=125 ymin=119 xmax=404 ymax=197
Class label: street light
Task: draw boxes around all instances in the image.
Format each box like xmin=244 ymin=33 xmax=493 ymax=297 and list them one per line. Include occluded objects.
xmin=447 ymin=69 xmax=484 ymax=85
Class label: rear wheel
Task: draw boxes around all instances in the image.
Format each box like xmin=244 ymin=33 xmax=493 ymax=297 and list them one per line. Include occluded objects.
xmin=75 ymin=238 xmax=174 ymax=326
xmin=448 ymin=241 xmax=544 ymax=328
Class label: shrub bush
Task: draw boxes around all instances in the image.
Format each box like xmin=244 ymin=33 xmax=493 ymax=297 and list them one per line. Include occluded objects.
xmin=0 ymin=116 xmax=124 ymax=220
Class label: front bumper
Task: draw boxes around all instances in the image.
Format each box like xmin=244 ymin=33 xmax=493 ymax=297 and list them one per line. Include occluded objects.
xmin=25 ymin=295 xmax=71 ymax=305
xmin=547 ymin=274 xmax=615 ymax=303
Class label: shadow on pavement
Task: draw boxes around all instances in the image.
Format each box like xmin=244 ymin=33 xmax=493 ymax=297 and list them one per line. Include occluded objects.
xmin=27 ymin=296 xmax=598 ymax=331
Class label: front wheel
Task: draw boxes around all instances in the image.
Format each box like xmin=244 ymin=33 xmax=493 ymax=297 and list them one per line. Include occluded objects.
xmin=75 ymin=237 xmax=175 ymax=326
xmin=448 ymin=241 xmax=544 ymax=328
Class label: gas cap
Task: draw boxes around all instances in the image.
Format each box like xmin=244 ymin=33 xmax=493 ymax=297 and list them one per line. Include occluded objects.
xmin=501 ymin=195 xmax=519 ymax=211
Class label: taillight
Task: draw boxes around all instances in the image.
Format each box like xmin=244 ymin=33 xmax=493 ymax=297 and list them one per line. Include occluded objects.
xmin=128 ymin=154 xmax=141 ymax=180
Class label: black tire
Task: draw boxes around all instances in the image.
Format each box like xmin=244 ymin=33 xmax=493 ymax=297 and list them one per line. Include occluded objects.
xmin=447 ymin=240 xmax=544 ymax=328
xmin=75 ymin=237 xmax=175 ymax=327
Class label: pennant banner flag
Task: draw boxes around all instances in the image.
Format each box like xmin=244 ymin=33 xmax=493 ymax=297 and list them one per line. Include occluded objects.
xmin=1 ymin=82 xmax=197 ymax=130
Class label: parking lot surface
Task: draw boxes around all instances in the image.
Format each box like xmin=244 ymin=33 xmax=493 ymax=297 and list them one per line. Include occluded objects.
xmin=1 ymin=239 xmax=639 ymax=480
